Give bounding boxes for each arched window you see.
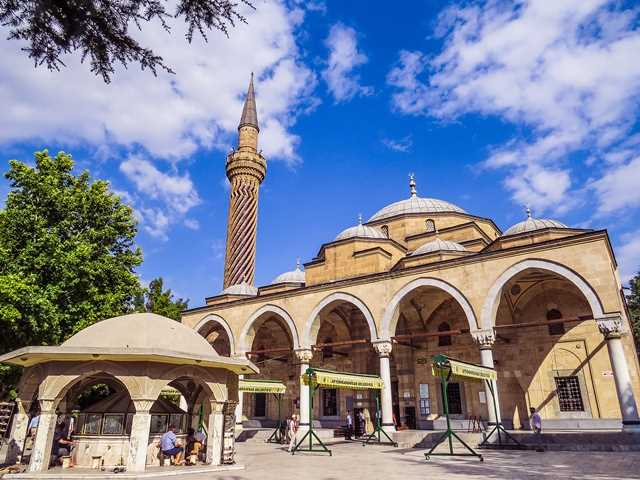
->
[425,219,435,232]
[547,309,565,335]
[438,322,452,347]
[381,225,389,238]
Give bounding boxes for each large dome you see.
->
[410,238,467,256]
[62,312,217,359]
[504,209,568,236]
[369,196,466,222]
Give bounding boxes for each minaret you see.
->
[223,74,267,288]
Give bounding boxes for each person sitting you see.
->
[185,428,203,463]
[52,421,74,467]
[160,425,184,465]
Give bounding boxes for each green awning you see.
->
[239,379,286,394]
[302,369,383,390]
[432,355,497,382]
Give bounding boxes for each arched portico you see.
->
[480,259,605,331]
[381,277,479,340]
[238,304,300,355]
[303,292,378,348]
[195,314,236,356]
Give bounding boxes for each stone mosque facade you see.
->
[182,76,640,433]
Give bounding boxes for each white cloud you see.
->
[382,135,413,153]
[0,0,317,164]
[184,218,200,230]
[590,156,640,216]
[119,156,201,239]
[322,23,373,103]
[387,1,640,216]
[617,231,640,284]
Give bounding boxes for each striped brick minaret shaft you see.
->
[223,74,266,288]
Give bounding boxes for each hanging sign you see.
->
[431,355,497,382]
[239,379,286,394]
[302,369,383,390]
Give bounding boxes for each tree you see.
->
[627,272,640,350]
[1,0,253,83]
[134,277,188,321]
[0,150,143,397]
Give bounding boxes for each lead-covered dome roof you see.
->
[368,175,465,222]
[272,261,306,284]
[503,208,568,236]
[410,238,467,256]
[335,215,386,241]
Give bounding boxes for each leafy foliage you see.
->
[0,0,253,83]
[134,277,188,321]
[0,150,143,397]
[627,272,640,350]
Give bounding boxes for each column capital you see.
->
[471,328,496,349]
[131,398,156,413]
[14,398,33,414]
[294,348,313,363]
[38,399,57,414]
[596,314,624,339]
[210,400,227,414]
[373,340,393,357]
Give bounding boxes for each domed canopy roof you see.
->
[221,282,258,296]
[272,260,305,284]
[63,312,218,359]
[503,208,568,236]
[335,215,386,241]
[368,175,465,222]
[410,238,467,256]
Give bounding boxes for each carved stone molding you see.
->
[471,328,496,349]
[294,349,313,363]
[38,399,56,414]
[131,399,156,413]
[373,341,393,357]
[597,315,624,339]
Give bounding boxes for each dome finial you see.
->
[358,213,363,225]
[296,257,301,270]
[409,173,417,197]
[525,205,532,219]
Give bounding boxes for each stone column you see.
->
[235,374,244,430]
[28,400,57,472]
[295,349,313,431]
[597,315,640,431]
[373,341,395,432]
[206,401,226,466]
[6,399,31,464]
[472,329,501,425]
[127,400,153,472]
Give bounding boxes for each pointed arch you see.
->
[381,277,478,340]
[238,304,300,354]
[303,292,378,348]
[194,314,236,356]
[480,258,605,330]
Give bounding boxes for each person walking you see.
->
[529,407,542,434]
[287,414,299,453]
[345,412,353,440]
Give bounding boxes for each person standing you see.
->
[529,407,542,434]
[345,412,353,440]
[287,414,299,453]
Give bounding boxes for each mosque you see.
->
[184,75,640,435]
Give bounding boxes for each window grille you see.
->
[555,376,584,412]
[425,219,435,232]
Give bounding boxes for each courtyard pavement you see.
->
[155,439,640,480]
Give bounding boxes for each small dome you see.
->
[335,215,386,241]
[62,312,217,358]
[411,238,467,256]
[368,175,465,222]
[272,261,306,284]
[503,208,568,236]
[221,282,258,296]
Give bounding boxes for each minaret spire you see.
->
[239,72,259,131]
[222,74,267,289]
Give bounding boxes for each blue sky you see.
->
[2,0,640,306]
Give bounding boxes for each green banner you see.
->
[302,369,383,390]
[432,355,497,382]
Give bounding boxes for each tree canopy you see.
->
[0,150,143,397]
[134,277,188,321]
[627,272,640,350]
[1,0,253,83]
